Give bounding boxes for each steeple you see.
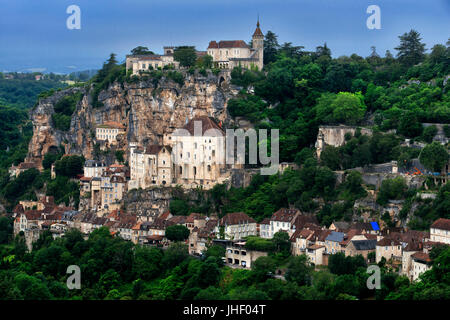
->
[252,17,264,38]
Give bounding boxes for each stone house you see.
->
[411,252,432,281]
[376,237,403,263]
[430,218,450,244]
[345,239,377,260]
[207,20,264,71]
[216,212,257,240]
[224,240,267,269]
[95,121,125,144]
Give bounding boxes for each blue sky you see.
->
[0,0,448,73]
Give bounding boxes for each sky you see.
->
[0,0,449,74]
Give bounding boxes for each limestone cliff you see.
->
[26,70,237,168]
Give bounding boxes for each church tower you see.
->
[252,18,264,70]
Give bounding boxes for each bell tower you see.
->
[252,18,264,70]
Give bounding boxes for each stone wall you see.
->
[315,125,373,158]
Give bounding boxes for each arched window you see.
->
[179,166,182,174]
[193,167,197,175]
[207,165,211,172]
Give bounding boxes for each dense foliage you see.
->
[0,221,448,300]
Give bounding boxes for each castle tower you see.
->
[252,18,264,70]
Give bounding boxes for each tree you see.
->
[115,150,124,164]
[264,31,279,65]
[133,247,163,281]
[331,92,366,125]
[173,46,197,67]
[422,125,438,143]
[131,46,154,55]
[398,111,423,138]
[272,231,291,253]
[251,256,276,281]
[419,142,449,172]
[0,217,12,244]
[196,55,213,69]
[395,29,426,67]
[165,225,190,242]
[285,255,313,286]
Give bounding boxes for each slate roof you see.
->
[351,239,377,251]
[326,231,345,243]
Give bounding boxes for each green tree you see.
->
[419,142,449,172]
[263,31,279,65]
[131,46,154,55]
[395,29,426,67]
[251,256,276,282]
[173,46,197,67]
[285,255,313,286]
[165,225,190,242]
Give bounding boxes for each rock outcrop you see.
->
[26,70,237,168]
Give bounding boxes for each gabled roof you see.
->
[145,145,163,155]
[220,212,256,226]
[411,252,432,263]
[377,237,401,246]
[186,213,206,223]
[207,40,250,49]
[270,208,298,222]
[431,218,450,231]
[181,116,224,136]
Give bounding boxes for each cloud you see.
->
[66,65,77,69]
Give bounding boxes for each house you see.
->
[329,221,350,233]
[216,212,257,240]
[126,46,180,75]
[324,231,345,254]
[207,20,264,71]
[259,218,271,238]
[188,219,218,255]
[430,218,450,244]
[411,252,432,281]
[305,244,326,266]
[224,240,267,268]
[401,241,422,280]
[9,162,38,178]
[291,228,316,256]
[268,208,301,238]
[376,237,403,263]
[95,121,126,144]
[345,239,377,260]
[83,160,106,178]
[185,213,206,230]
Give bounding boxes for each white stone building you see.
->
[207,20,264,71]
[430,218,450,244]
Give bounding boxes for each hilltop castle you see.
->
[126,20,264,75]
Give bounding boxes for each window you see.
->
[193,167,197,175]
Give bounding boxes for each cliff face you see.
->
[27,71,236,168]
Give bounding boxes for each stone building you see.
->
[126,47,180,75]
[128,144,172,190]
[430,218,450,244]
[207,20,264,71]
[128,116,229,190]
[95,121,126,144]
